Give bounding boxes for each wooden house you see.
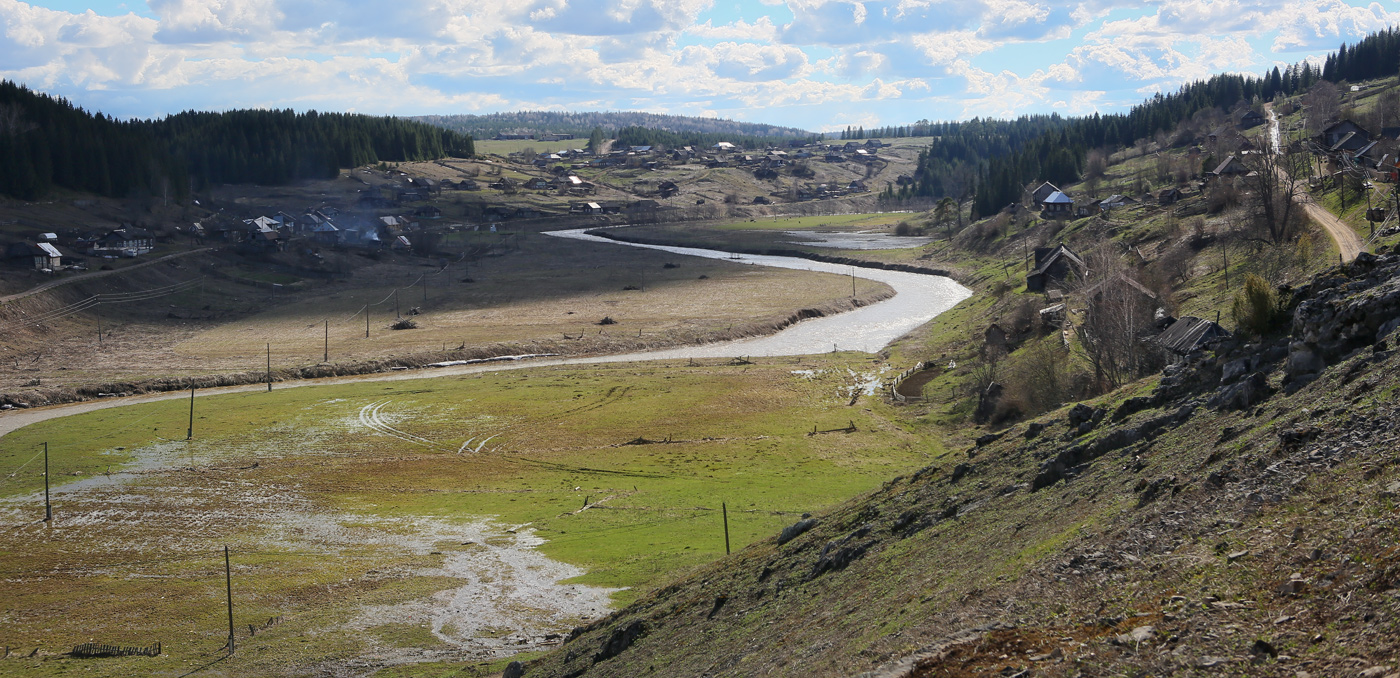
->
[1026,243,1086,292]
[1042,191,1074,217]
[1031,182,1060,207]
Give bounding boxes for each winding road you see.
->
[0,232,970,437]
[1266,105,1362,262]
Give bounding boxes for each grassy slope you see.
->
[510,111,1400,676]
[519,254,1400,678]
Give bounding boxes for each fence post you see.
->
[722,502,731,555]
[225,546,235,655]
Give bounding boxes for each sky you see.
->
[2,1,1398,132]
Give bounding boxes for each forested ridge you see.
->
[883,26,1400,214]
[0,81,473,201]
[610,125,822,151]
[417,110,812,140]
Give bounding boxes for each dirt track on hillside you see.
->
[1301,195,1363,262]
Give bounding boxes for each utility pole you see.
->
[224,546,235,655]
[97,321,102,346]
[364,304,370,338]
[187,387,195,440]
[324,320,329,363]
[43,442,51,522]
[395,289,400,318]
[266,343,272,392]
[422,275,428,305]
[1221,240,1230,291]
[850,268,856,298]
[722,502,730,555]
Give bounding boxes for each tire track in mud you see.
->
[354,395,675,480]
[358,399,444,449]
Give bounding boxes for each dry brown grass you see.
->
[0,232,889,406]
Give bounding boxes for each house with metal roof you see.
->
[1154,316,1231,356]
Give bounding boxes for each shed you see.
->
[1154,316,1231,356]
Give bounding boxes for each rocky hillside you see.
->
[509,248,1400,677]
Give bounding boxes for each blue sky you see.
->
[2,0,1397,132]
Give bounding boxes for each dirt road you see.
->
[1301,196,1362,262]
[1266,105,1362,263]
[0,247,210,303]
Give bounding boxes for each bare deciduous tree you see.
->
[1305,81,1341,132]
[1074,247,1158,390]
[1244,143,1307,245]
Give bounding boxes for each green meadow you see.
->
[0,354,947,676]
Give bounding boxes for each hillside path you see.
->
[1300,195,1362,262]
[1266,104,1361,263]
[0,247,210,304]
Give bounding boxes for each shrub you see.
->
[1230,273,1286,337]
[391,318,418,330]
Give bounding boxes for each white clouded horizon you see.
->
[1,0,1397,132]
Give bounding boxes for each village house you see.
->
[90,226,155,257]
[1026,243,1086,292]
[6,242,64,270]
[1030,182,1060,207]
[1041,191,1075,217]
[1319,120,1371,150]
[1154,316,1231,357]
[1210,155,1252,178]
[1237,109,1265,129]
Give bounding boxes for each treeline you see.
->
[418,110,813,140]
[153,109,473,187]
[1323,26,1400,83]
[885,115,1077,202]
[891,24,1400,214]
[0,80,177,200]
[968,74,1292,215]
[0,80,473,200]
[611,125,821,151]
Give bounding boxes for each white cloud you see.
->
[685,16,778,41]
[2,0,1398,132]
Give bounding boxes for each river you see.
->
[1,230,970,436]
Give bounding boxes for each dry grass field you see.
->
[0,232,889,403]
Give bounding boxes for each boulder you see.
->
[1220,358,1250,384]
[777,518,818,545]
[1286,342,1324,377]
[1208,372,1271,411]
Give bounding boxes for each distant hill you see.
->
[0,81,474,200]
[413,111,813,140]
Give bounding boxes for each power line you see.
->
[0,278,202,332]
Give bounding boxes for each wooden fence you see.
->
[886,361,927,403]
[72,641,161,658]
